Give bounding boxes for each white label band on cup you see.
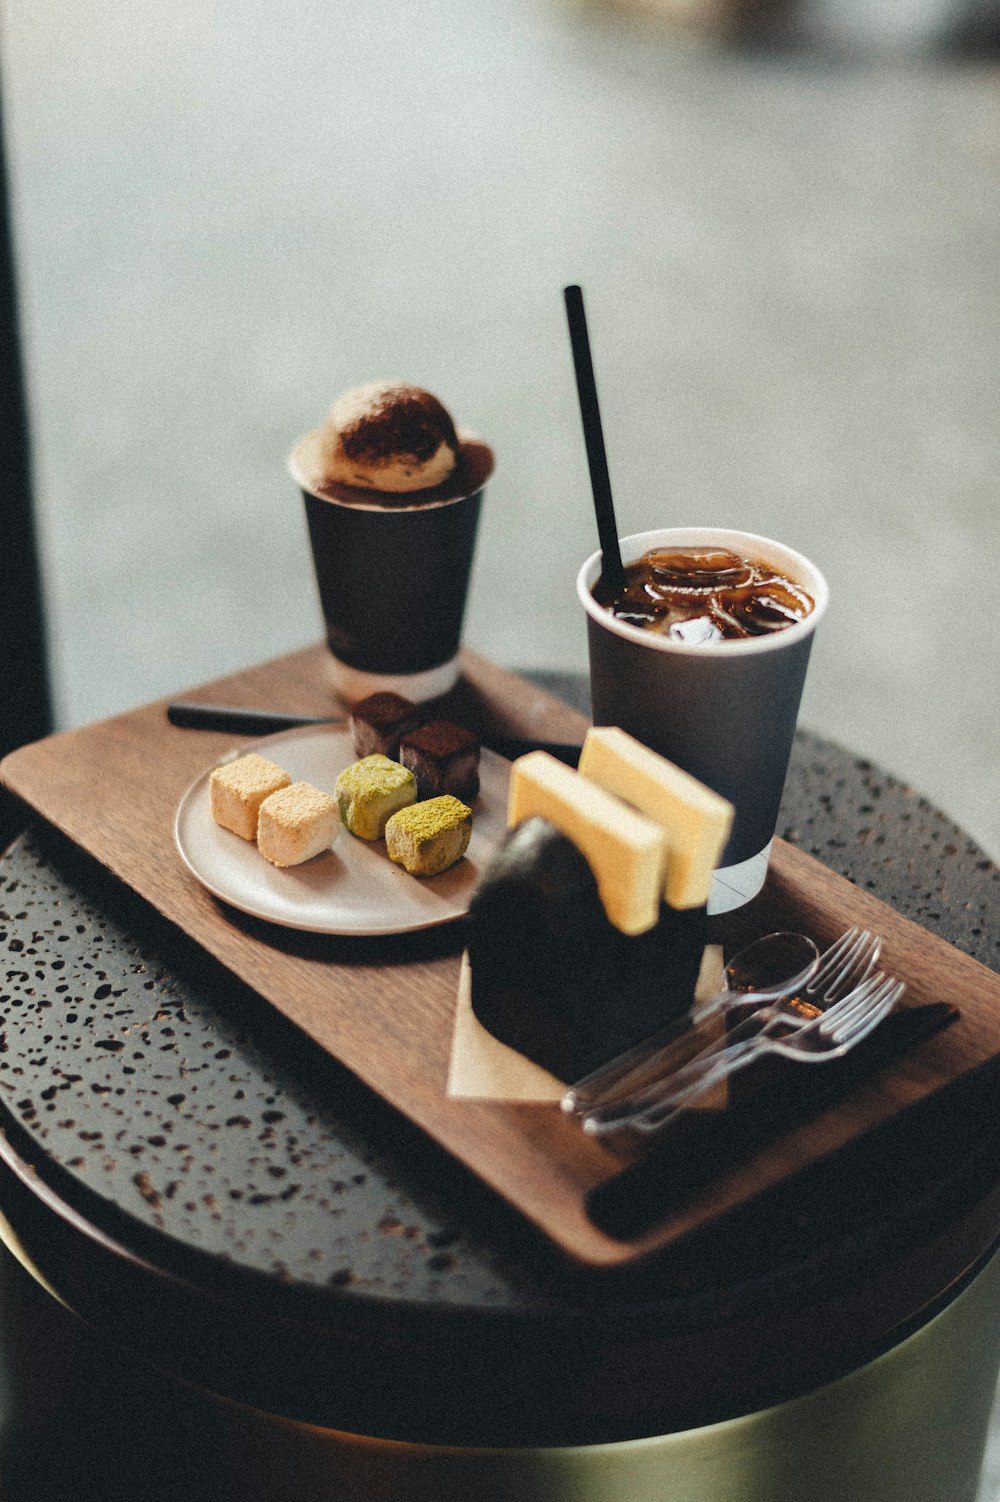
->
[325,656,460,705]
[708,843,772,914]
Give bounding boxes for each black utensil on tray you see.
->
[166,701,583,768]
[585,1001,959,1241]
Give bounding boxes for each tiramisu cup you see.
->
[290,382,494,703]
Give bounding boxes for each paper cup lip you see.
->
[289,435,494,513]
[577,527,828,657]
[323,654,460,705]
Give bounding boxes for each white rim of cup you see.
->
[288,439,494,514]
[576,527,829,656]
[294,483,481,515]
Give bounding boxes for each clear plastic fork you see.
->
[798,925,882,1005]
[564,926,882,1119]
[581,972,905,1141]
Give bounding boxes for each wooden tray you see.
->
[4,645,1000,1270]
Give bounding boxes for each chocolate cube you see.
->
[349,692,422,760]
[399,719,481,801]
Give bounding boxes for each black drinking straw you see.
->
[563,284,626,598]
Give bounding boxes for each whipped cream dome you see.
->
[294,381,461,496]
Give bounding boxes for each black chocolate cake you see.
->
[467,818,706,1082]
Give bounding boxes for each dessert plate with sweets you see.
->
[174,717,511,936]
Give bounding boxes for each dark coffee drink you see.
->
[594,547,814,645]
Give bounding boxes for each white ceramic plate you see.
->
[174,724,511,935]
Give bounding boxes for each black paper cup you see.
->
[577,527,828,912]
[291,439,493,703]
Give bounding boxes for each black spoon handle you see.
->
[167,702,339,736]
[166,701,582,768]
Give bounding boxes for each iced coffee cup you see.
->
[290,382,494,704]
[577,527,828,912]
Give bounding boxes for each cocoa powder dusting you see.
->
[340,387,458,464]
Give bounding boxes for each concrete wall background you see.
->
[2,0,997,873]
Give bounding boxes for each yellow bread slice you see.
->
[507,751,666,935]
[578,727,733,910]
